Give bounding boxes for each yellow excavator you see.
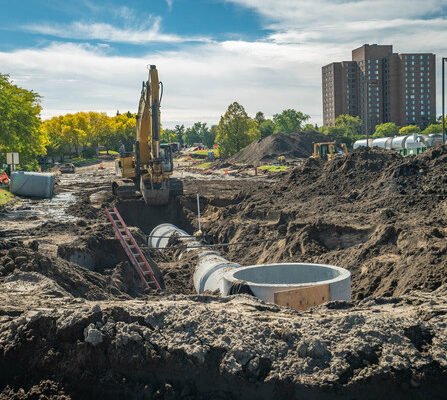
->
[113,65,179,205]
[312,142,348,161]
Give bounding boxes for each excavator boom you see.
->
[136,65,171,205]
[113,65,175,205]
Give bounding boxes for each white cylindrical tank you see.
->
[149,224,241,294]
[353,139,373,149]
[371,137,392,149]
[391,136,407,150]
[10,171,55,198]
[405,134,426,149]
[149,223,192,249]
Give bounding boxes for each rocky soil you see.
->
[0,269,445,399]
[202,147,447,300]
[1,150,447,399]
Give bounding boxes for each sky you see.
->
[0,0,446,127]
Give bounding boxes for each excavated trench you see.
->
[2,155,447,399]
[116,197,196,234]
[54,196,201,295]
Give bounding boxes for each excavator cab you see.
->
[160,143,173,173]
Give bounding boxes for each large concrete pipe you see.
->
[149,223,352,309]
[222,263,351,306]
[149,224,241,293]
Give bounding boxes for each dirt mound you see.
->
[0,380,69,400]
[200,147,447,301]
[0,240,137,300]
[228,131,329,164]
[0,287,446,399]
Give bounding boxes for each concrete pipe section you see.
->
[149,224,351,310]
[149,224,241,294]
[223,263,351,309]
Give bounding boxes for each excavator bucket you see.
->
[140,177,170,206]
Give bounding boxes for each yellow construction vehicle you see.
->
[312,142,348,161]
[277,155,286,165]
[113,65,177,205]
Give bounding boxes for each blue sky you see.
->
[1,0,446,127]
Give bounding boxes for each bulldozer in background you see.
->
[312,142,348,161]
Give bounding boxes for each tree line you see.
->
[1,74,445,169]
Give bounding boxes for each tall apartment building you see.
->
[322,44,436,133]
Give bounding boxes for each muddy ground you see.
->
[0,151,446,399]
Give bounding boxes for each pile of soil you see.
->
[200,147,447,300]
[228,131,329,165]
[2,154,447,398]
[0,285,446,399]
[0,240,138,300]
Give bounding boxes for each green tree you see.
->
[303,123,319,131]
[40,116,68,161]
[0,74,45,167]
[372,122,399,138]
[259,119,274,138]
[399,125,420,135]
[216,102,259,157]
[334,114,362,138]
[209,125,218,147]
[319,115,363,147]
[88,111,110,149]
[111,113,136,151]
[184,122,213,147]
[273,109,310,134]
[255,111,265,124]
[203,124,217,148]
[422,123,442,135]
[174,124,185,146]
[160,128,177,143]
[319,125,345,142]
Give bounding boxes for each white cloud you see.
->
[0,41,325,126]
[166,0,174,10]
[3,0,447,127]
[225,0,446,27]
[23,18,209,44]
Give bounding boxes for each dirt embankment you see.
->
[200,147,447,300]
[0,277,446,399]
[228,131,329,165]
[1,151,447,398]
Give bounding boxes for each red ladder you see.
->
[104,207,161,291]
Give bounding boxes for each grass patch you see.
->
[195,161,213,169]
[192,148,220,158]
[0,188,14,206]
[99,150,119,155]
[258,165,289,173]
[70,157,101,167]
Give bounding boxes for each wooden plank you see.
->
[274,284,330,311]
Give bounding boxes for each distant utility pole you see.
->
[443,57,447,145]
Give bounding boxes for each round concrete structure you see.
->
[223,263,351,303]
[148,223,352,308]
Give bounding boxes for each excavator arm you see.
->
[136,65,171,205]
[113,65,174,205]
